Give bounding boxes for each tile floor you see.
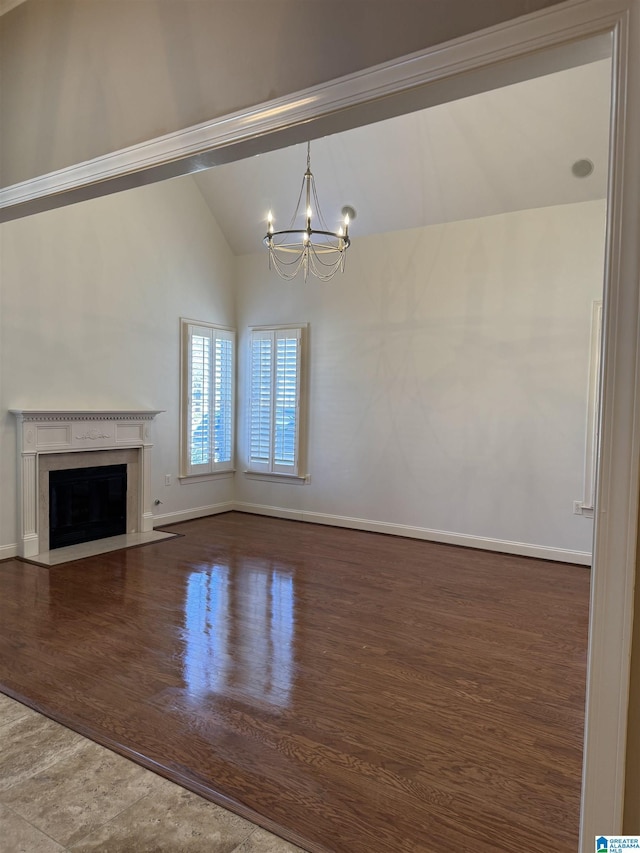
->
[0,693,307,853]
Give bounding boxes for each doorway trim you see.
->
[2,0,639,845]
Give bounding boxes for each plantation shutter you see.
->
[185,323,235,476]
[249,327,302,475]
[188,326,212,474]
[274,331,300,470]
[214,335,233,465]
[249,333,273,468]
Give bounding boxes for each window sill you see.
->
[243,470,309,485]
[179,470,235,483]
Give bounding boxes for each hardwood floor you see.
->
[0,512,590,853]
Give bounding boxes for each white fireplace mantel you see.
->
[11,409,164,558]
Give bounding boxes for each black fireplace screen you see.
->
[49,464,127,550]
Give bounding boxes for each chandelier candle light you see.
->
[264,142,354,281]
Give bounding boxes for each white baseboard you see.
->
[0,502,591,565]
[232,502,592,565]
[0,543,18,560]
[152,501,234,526]
[233,502,304,523]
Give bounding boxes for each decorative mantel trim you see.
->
[11,410,163,422]
[11,409,164,559]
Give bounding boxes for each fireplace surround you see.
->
[11,410,163,559]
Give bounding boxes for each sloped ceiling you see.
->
[0,0,27,14]
[194,58,611,258]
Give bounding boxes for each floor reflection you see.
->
[183,560,295,708]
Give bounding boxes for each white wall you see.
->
[235,200,606,561]
[0,176,236,554]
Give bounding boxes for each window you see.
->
[248,326,305,477]
[181,319,235,477]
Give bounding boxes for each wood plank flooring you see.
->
[0,512,590,853]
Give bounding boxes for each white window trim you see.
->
[178,471,235,483]
[243,471,309,484]
[246,323,307,481]
[180,318,236,479]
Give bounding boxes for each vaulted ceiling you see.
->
[0,0,27,15]
[194,58,611,258]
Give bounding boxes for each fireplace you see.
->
[11,410,163,558]
[38,447,140,555]
[49,463,127,550]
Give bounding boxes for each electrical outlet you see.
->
[165,474,172,486]
[573,501,583,515]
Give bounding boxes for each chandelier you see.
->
[264,142,353,281]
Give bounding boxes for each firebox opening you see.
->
[49,464,127,550]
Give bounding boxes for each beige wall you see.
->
[0,0,566,187]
